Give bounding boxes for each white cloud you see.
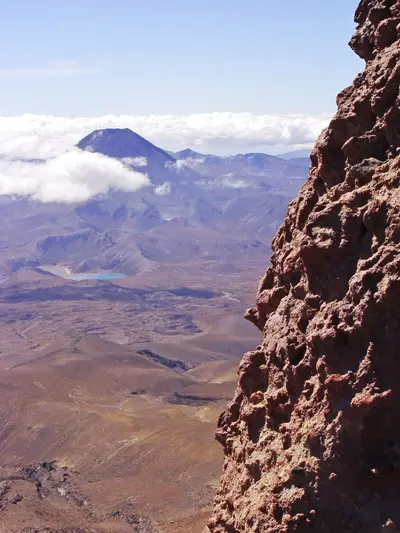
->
[0,112,330,161]
[167,157,206,172]
[0,149,149,203]
[197,175,253,190]
[0,60,100,78]
[219,177,252,189]
[154,182,171,196]
[165,159,188,172]
[121,156,147,167]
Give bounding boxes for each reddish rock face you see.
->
[206,1,400,532]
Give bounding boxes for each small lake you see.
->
[66,273,127,281]
[37,265,126,283]
[37,266,127,281]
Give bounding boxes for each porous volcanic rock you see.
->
[206,1,400,532]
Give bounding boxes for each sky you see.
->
[0,1,363,202]
[1,0,361,117]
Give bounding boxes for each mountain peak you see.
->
[77,128,176,162]
[175,148,204,159]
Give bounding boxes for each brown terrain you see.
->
[0,263,263,533]
[206,1,400,531]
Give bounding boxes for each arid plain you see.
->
[0,263,263,532]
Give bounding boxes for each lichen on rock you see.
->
[206,1,400,531]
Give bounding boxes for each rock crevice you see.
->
[207,1,400,531]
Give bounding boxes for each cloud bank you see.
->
[0,112,330,160]
[0,112,330,203]
[0,150,149,203]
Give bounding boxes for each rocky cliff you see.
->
[207,1,400,531]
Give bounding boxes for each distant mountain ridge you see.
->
[78,128,310,181]
[0,128,311,278]
[174,145,310,179]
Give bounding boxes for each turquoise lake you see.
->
[67,273,127,281]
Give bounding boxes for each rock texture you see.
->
[207,1,400,531]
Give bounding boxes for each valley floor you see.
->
[0,266,261,532]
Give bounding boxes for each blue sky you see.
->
[1,0,361,116]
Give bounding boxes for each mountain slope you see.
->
[78,128,175,165]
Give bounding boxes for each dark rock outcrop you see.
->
[207,1,400,531]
